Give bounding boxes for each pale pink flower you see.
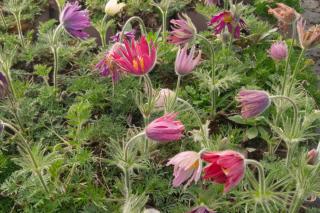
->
[168,14,197,45]
[167,151,202,187]
[307,149,318,165]
[268,41,288,61]
[175,45,201,76]
[155,89,175,109]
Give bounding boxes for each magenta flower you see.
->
[0,72,8,98]
[166,151,202,187]
[208,11,246,38]
[307,149,318,165]
[110,30,136,43]
[268,41,288,61]
[60,1,91,39]
[236,90,271,119]
[168,14,197,45]
[146,113,184,143]
[188,206,216,213]
[112,36,157,76]
[202,150,245,193]
[95,43,123,83]
[175,45,201,76]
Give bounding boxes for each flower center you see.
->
[189,160,199,170]
[132,56,145,72]
[223,13,233,23]
[222,167,230,175]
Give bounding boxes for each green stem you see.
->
[281,20,296,95]
[196,34,216,117]
[52,47,59,89]
[123,132,145,198]
[162,11,167,42]
[287,49,305,96]
[120,16,147,42]
[2,122,49,194]
[100,14,108,48]
[0,10,7,29]
[177,98,208,148]
[12,12,25,48]
[143,116,150,153]
[288,192,304,213]
[245,159,266,195]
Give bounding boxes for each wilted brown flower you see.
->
[268,3,299,32]
[297,19,320,49]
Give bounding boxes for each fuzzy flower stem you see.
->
[143,74,153,153]
[196,34,216,117]
[288,49,305,96]
[152,3,168,42]
[120,16,147,42]
[177,98,208,148]
[51,24,64,89]
[281,20,296,95]
[2,122,50,194]
[245,159,266,195]
[55,0,62,14]
[12,11,25,48]
[288,192,304,213]
[0,10,6,28]
[123,132,145,198]
[100,14,108,48]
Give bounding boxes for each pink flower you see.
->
[166,151,202,187]
[268,41,288,61]
[202,150,245,193]
[307,149,318,165]
[208,11,246,38]
[95,43,123,83]
[112,36,157,76]
[168,14,197,45]
[175,45,201,76]
[60,1,91,39]
[188,206,216,213]
[155,89,175,109]
[236,90,271,119]
[146,113,184,143]
[204,0,220,6]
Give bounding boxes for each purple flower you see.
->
[236,90,271,119]
[110,30,136,43]
[208,11,246,38]
[0,72,8,98]
[59,1,91,39]
[268,41,288,61]
[95,43,123,83]
[168,14,197,45]
[175,45,201,76]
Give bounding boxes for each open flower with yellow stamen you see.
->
[166,151,202,187]
[112,36,157,76]
[208,11,246,38]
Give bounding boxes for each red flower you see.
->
[202,150,245,193]
[112,36,157,76]
[208,11,246,38]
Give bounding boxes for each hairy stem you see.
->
[0,10,6,28]
[245,159,266,195]
[120,16,147,42]
[196,34,216,118]
[13,12,25,48]
[287,49,305,96]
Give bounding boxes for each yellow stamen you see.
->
[132,57,145,72]
[223,13,233,23]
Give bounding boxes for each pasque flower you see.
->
[175,45,201,76]
[202,150,245,193]
[168,14,197,45]
[110,30,135,43]
[307,149,318,165]
[204,0,220,6]
[0,72,8,98]
[236,90,271,119]
[155,88,175,109]
[95,43,123,83]
[166,151,202,187]
[268,41,288,61]
[268,3,297,25]
[208,11,246,38]
[188,206,216,213]
[112,36,157,76]
[146,113,184,142]
[60,1,91,39]
[105,0,126,16]
[297,19,320,49]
